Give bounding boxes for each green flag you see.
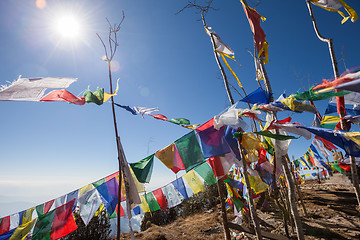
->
[255,130,299,140]
[144,192,161,212]
[92,178,106,188]
[32,209,55,240]
[175,131,205,172]
[167,118,191,125]
[194,162,217,185]
[129,154,155,183]
[83,88,104,105]
[293,88,349,101]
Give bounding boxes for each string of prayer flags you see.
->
[240,87,271,104]
[0,77,76,101]
[40,89,85,105]
[240,0,269,63]
[310,0,358,23]
[155,143,185,174]
[174,131,205,172]
[129,154,155,183]
[299,126,360,157]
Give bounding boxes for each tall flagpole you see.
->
[305,0,360,208]
[97,14,136,240]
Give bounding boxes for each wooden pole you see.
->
[238,140,263,239]
[306,0,360,208]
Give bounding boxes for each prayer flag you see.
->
[240,87,271,104]
[129,154,155,183]
[161,184,184,208]
[171,178,189,200]
[175,131,205,172]
[196,123,231,158]
[36,200,54,216]
[83,88,104,105]
[312,137,331,158]
[0,77,76,101]
[66,190,78,211]
[255,130,299,140]
[325,103,360,116]
[314,71,360,90]
[50,199,77,240]
[9,218,36,240]
[280,96,317,113]
[194,162,217,185]
[96,181,117,216]
[0,217,10,236]
[155,143,185,174]
[293,88,349,101]
[167,118,190,125]
[40,89,85,105]
[150,114,168,121]
[241,0,269,63]
[21,208,35,225]
[114,103,137,115]
[183,170,205,194]
[214,105,249,131]
[144,192,161,212]
[78,188,103,225]
[54,195,66,209]
[32,208,55,240]
[139,195,150,213]
[152,189,167,211]
[133,106,159,117]
[310,0,358,23]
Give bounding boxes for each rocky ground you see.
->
[120,173,360,239]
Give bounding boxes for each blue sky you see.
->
[0,0,359,218]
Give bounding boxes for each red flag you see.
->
[258,148,267,164]
[241,0,269,63]
[150,114,168,121]
[207,156,225,178]
[196,118,214,132]
[0,216,10,235]
[40,89,85,105]
[152,188,167,210]
[50,199,77,240]
[44,199,55,214]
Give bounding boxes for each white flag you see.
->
[0,77,76,101]
[78,188,102,225]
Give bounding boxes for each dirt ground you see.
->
[120,173,360,239]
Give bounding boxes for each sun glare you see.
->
[55,15,81,39]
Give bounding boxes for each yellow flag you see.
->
[22,207,35,225]
[321,115,340,124]
[183,170,205,194]
[9,218,36,240]
[139,195,150,213]
[103,79,119,102]
[343,132,360,147]
[94,203,105,217]
[79,184,94,196]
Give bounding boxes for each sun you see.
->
[54,14,81,40]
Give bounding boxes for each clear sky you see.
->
[0,0,359,218]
